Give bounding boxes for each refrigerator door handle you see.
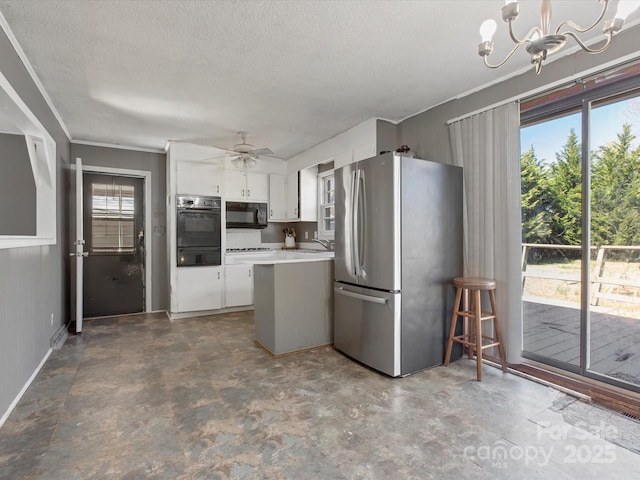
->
[334,286,387,305]
[358,170,366,274]
[351,169,361,276]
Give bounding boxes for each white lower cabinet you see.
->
[225,264,253,307]
[176,266,223,312]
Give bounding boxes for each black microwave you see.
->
[226,202,268,229]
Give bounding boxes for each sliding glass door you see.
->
[520,79,640,392]
[587,95,640,386]
[521,110,583,368]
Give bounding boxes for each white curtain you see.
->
[448,102,522,364]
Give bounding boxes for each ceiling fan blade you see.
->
[196,153,229,161]
[250,147,273,156]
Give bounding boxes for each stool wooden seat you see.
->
[444,277,507,380]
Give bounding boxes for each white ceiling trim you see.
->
[71,139,165,154]
[416,21,640,128]
[447,50,640,126]
[0,10,71,142]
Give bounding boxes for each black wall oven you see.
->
[176,194,221,266]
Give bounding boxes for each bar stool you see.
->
[444,277,507,380]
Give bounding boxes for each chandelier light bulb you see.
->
[479,0,629,74]
[614,0,640,19]
[479,19,497,42]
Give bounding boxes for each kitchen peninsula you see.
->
[238,251,334,356]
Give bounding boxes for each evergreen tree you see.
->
[521,146,552,243]
[548,129,582,245]
[590,123,640,247]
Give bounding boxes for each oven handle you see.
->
[178,209,219,213]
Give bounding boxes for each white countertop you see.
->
[228,250,334,264]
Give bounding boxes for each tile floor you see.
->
[1,311,639,479]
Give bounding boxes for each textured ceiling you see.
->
[0,0,638,158]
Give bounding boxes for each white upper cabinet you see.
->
[286,166,318,221]
[333,151,352,169]
[176,161,222,196]
[269,173,287,221]
[353,143,377,163]
[246,172,269,202]
[225,170,268,202]
[225,170,247,200]
[332,144,377,169]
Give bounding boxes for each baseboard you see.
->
[513,363,640,419]
[83,309,169,321]
[169,306,253,320]
[0,348,52,429]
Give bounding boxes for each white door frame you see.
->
[74,158,85,332]
[73,164,153,312]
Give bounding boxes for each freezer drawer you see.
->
[333,282,401,377]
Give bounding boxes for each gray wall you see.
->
[376,119,398,154]
[0,28,71,418]
[70,144,168,312]
[0,133,36,235]
[397,26,640,165]
[261,221,318,244]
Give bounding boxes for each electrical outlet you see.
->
[50,313,54,326]
[305,231,308,239]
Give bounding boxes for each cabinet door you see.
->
[299,166,318,221]
[225,264,253,307]
[286,171,299,220]
[246,172,269,202]
[225,170,247,200]
[176,162,221,196]
[176,266,223,312]
[269,174,287,221]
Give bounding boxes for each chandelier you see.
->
[478,0,640,74]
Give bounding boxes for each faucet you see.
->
[312,238,334,251]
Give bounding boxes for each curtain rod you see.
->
[446,52,640,126]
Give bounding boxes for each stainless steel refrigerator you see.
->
[334,152,463,377]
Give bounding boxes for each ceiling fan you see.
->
[222,132,274,170]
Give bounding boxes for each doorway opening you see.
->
[83,172,146,318]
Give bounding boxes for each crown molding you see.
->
[0,10,72,142]
[72,139,165,154]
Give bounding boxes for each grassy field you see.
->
[523,258,640,319]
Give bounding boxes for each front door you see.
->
[82,172,145,318]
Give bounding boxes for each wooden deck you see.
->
[523,300,640,387]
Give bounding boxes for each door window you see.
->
[90,183,135,252]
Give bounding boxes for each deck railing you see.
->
[521,244,640,306]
